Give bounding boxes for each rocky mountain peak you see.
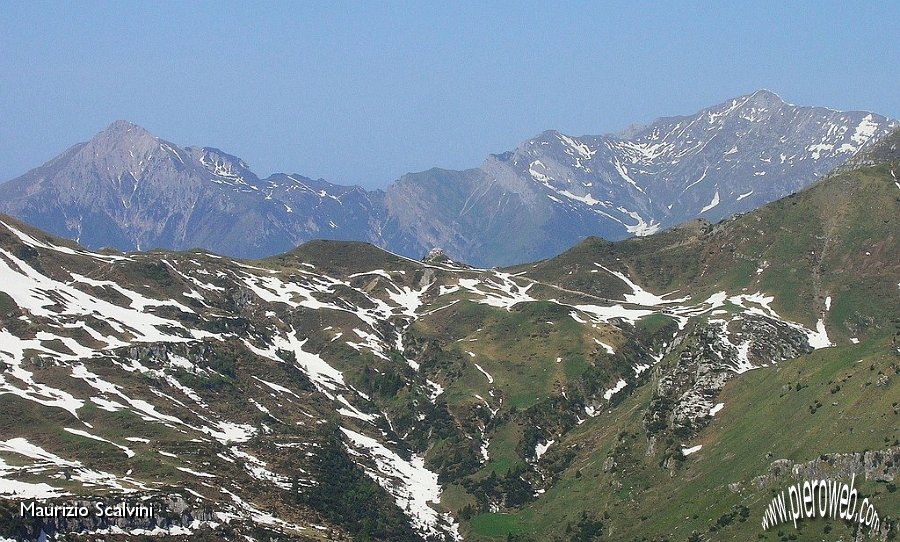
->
[743,88,786,109]
[88,120,158,150]
[74,120,170,181]
[423,247,451,264]
[103,118,151,135]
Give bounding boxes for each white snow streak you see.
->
[681,444,702,456]
[700,190,720,213]
[340,428,454,538]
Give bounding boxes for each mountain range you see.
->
[0,90,895,266]
[0,125,897,541]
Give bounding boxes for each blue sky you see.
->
[1,1,898,187]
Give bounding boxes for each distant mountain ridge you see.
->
[0,91,895,265]
[0,120,385,257]
[381,90,897,265]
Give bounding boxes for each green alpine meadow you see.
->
[0,122,897,541]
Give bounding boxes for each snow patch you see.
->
[63,428,135,458]
[203,422,256,444]
[620,209,659,236]
[850,114,878,145]
[473,363,494,384]
[534,440,555,461]
[806,319,833,349]
[603,379,627,401]
[341,428,454,538]
[681,444,702,456]
[700,190,720,213]
[594,263,688,306]
[593,338,616,355]
[458,272,535,310]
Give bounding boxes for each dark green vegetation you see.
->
[0,129,898,541]
[297,422,423,542]
[454,339,898,542]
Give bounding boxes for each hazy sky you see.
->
[1,1,898,187]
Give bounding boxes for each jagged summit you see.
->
[0,120,382,256]
[87,120,159,150]
[743,88,786,106]
[102,118,151,134]
[0,92,896,266]
[83,120,161,154]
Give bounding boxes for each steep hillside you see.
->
[518,127,900,338]
[0,131,897,541]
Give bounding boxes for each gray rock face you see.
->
[753,448,900,489]
[645,316,813,443]
[644,325,733,440]
[0,91,895,266]
[0,121,385,258]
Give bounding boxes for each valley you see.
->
[0,128,897,541]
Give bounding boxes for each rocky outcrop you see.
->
[726,315,813,370]
[645,317,812,444]
[644,325,732,439]
[752,448,900,489]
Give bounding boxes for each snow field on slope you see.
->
[340,427,459,539]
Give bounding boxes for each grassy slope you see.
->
[519,159,899,337]
[463,338,897,541]
[454,139,900,540]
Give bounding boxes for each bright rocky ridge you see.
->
[0,129,898,541]
[0,91,895,267]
